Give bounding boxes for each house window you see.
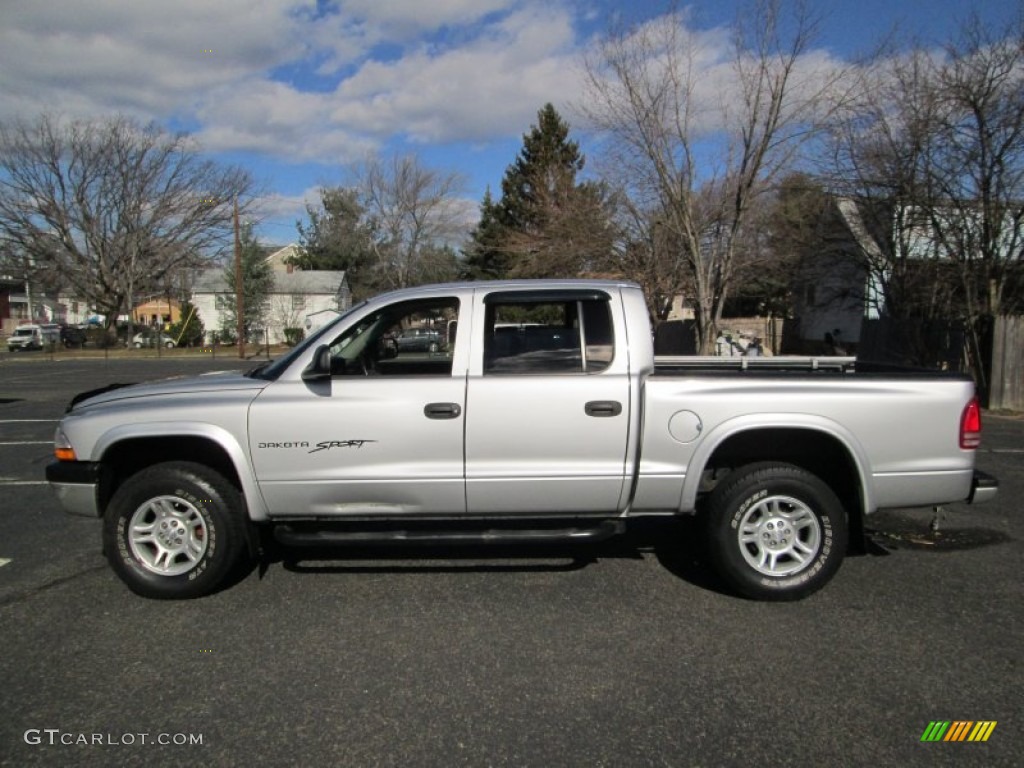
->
[804,284,816,307]
[291,295,307,311]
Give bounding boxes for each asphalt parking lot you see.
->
[0,357,1020,767]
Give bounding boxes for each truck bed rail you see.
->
[654,355,857,373]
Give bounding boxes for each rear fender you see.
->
[680,413,874,516]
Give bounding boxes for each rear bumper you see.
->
[968,469,999,504]
[45,461,101,517]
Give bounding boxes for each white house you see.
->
[192,245,350,345]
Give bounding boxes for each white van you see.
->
[7,324,60,351]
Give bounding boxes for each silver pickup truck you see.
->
[46,280,998,600]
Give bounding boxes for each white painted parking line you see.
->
[0,441,52,446]
[0,558,11,568]
[0,480,48,486]
[0,419,59,423]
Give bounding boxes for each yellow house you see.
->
[133,297,181,328]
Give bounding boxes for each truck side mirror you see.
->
[301,345,332,382]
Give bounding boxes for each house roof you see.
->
[193,268,347,295]
[835,198,884,261]
[265,244,301,272]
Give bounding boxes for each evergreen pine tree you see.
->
[500,103,584,236]
[461,188,510,279]
[489,103,617,277]
[292,187,376,299]
[219,223,273,343]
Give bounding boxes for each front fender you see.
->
[93,422,269,522]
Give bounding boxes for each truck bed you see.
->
[638,358,979,518]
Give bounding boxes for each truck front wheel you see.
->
[103,462,250,599]
[704,462,848,601]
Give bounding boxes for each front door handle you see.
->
[585,400,622,417]
[424,402,462,420]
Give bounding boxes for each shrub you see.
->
[283,327,305,347]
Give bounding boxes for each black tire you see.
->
[704,462,848,601]
[103,461,250,599]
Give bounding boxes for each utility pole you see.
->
[24,277,33,322]
[234,195,245,359]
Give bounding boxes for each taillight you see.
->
[960,397,982,449]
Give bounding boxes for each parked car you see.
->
[7,323,61,351]
[60,324,89,348]
[132,331,176,349]
[47,279,997,601]
[396,328,443,353]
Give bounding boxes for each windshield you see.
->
[14,328,34,337]
[245,302,367,381]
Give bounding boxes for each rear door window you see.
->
[483,293,614,374]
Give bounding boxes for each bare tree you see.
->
[355,154,468,290]
[824,13,1024,387]
[267,294,305,344]
[930,14,1024,343]
[826,47,961,321]
[581,1,848,351]
[0,114,256,329]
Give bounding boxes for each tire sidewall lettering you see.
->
[730,489,767,530]
[706,463,849,600]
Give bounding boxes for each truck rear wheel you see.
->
[103,461,250,599]
[704,462,848,601]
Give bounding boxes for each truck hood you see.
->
[69,370,268,411]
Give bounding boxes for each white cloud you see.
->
[258,186,321,218]
[0,0,587,161]
[580,10,848,143]
[0,0,851,181]
[337,0,515,36]
[302,0,520,77]
[195,79,380,163]
[331,5,582,142]
[0,0,309,121]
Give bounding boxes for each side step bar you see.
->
[273,519,626,547]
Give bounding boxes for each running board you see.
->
[273,520,625,547]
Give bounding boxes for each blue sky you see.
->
[1,0,1019,246]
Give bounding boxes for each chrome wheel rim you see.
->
[737,495,821,577]
[128,496,208,576]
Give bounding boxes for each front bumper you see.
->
[968,469,999,504]
[45,461,101,517]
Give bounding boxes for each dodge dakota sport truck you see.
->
[46,280,998,600]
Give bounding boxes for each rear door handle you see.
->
[584,400,622,417]
[424,402,462,419]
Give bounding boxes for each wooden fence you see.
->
[990,315,1024,411]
